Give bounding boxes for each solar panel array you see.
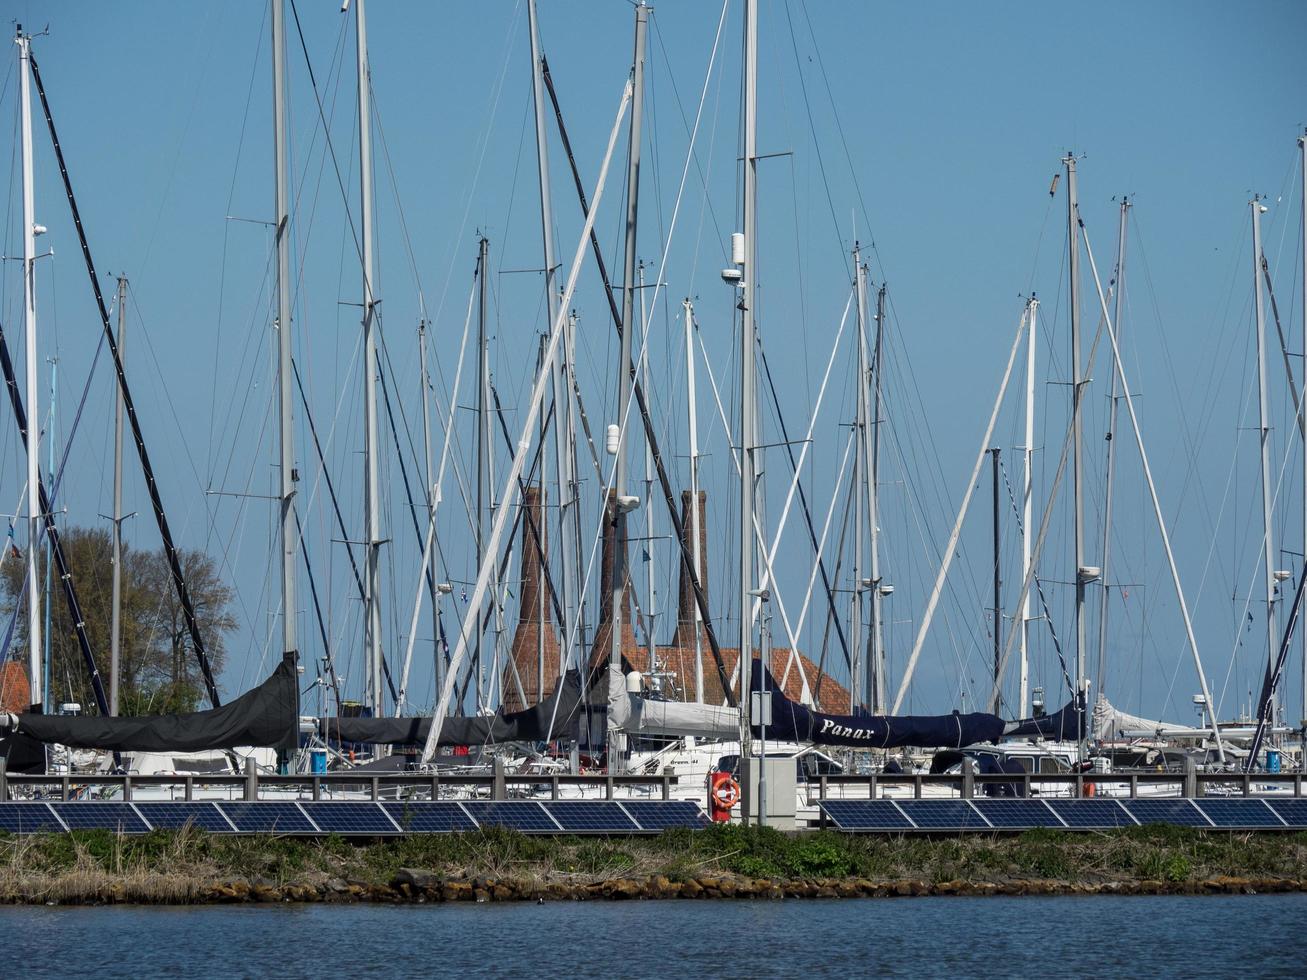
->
[0,799,708,835]
[821,796,1307,831]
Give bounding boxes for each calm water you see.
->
[6,894,1302,977]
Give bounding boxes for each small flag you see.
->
[642,548,650,562]
[460,587,468,603]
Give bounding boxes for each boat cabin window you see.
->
[1038,756,1068,774]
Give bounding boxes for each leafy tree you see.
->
[1,526,236,715]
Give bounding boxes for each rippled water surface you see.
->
[5,893,1302,977]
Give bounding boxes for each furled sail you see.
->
[751,661,1006,748]
[0,658,298,754]
[320,670,588,746]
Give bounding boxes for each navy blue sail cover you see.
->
[1003,697,1085,741]
[749,662,1005,748]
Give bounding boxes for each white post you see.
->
[1065,153,1089,754]
[17,28,41,710]
[851,245,868,712]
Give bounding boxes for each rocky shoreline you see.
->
[1,824,1304,906]
[6,869,1307,906]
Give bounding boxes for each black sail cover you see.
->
[1001,696,1085,742]
[320,670,587,747]
[750,661,1006,748]
[6,659,298,754]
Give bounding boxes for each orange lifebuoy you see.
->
[1083,781,1096,798]
[708,771,740,821]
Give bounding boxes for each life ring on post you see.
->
[708,771,741,821]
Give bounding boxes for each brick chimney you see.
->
[502,485,561,710]
[673,489,708,650]
[590,489,637,670]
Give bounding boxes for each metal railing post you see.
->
[244,759,258,801]
[961,757,974,800]
[0,757,7,802]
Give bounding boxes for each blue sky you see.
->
[1,0,1305,724]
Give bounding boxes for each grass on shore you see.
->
[0,823,1304,902]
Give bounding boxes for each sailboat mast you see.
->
[869,283,887,714]
[1064,153,1089,748]
[639,263,657,678]
[990,448,1002,687]
[1252,195,1277,737]
[1096,199,1129,696]
[684,297,704,702]
[851,246,867,712]
[272,0,298,664]
[609,0,648,768]
[17,27,42,711]
[418,317,438,702]
[528,0,576,680]
[354,0,384,716]
[1300,129,1307,732]
[110,275,128,716]
[739,0,759,765]
[1020,296,1037,713]
[476,234,490,711]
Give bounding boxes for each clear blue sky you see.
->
[2,0,1305,724]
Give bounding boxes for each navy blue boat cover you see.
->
[749,661,1006,748]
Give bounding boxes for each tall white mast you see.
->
[609,0,648,767]
[17,27,41,710]
[739,0,759,766]
[110,276,128,716]
[355,0,384,715]
[272,0,298,664]
[684,297,704,702]
[527,0,576,678]
[418,317,437,701]
[1252,194,1277,736]
[1020,296,1037,713]
[1096,199,1129,695]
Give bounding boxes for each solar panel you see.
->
[1123,799,1211,827]
[1195,798,1284,828]
[382,802,478,833]
[135,802,234,833]
[820,800,915,831]
[301,803,399,835]
[461,801,559,832]
[217,802,316,834]
[1045,799,1136,828]
[543,801,639,833]
[0,802,64,833]
[1266,799,1307,828]
[50,803,149,834]
[896,800,990,830]
[619,800,710,831]
[972,799,1064,829]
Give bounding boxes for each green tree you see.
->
[1,526,236,715]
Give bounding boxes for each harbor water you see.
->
[6,893,1303,977]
